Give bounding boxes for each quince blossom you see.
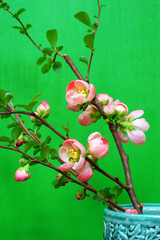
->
[66,80,95,106]
[30,100,50,122]
[78,105,101,126]
[118,110,150,145]
[87,132,109,159]
[58,139,93,182]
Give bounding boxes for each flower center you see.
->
[66,149,81,164]
[78,87,86,95]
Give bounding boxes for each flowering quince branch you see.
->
[0,0,151,215]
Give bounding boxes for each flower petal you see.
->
[88,132,101,143]
[133,118,150,132]
[58,162,74,171]
[127,129,146,145]
[86,84,96,102]
[118,130,129,143]
[77,162,93,182]
[128,110,144,119]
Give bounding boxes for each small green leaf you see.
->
[56,46,63,51]
[53,61,62,73]
[84,34,95,50]
[74,11,92,28]
[13,8,26,18]
[41,61,52,74]
[41,145,50,160]
[61,122,70,133]
[31,93,41,102]
[0,136,10,142]
[42,48,54,55]
[109,186,123,202]
[0,3,9,9]
[0,89,5,103]
[50,148,59,160]
[52,175,69,189]
[7,122,17,129]
[44,136,51,144]
[11,126,23,140]
[15,104,31,111]
[24,140,40,153]
[33,124,41,134]
[79,56,88,65]
[27,101,38,111]
[92,22,97,31]
[46,29,57,50]
[5,92,14,106]
[25,24,32,30]
[36,56,46,66]
[12,26,23,30]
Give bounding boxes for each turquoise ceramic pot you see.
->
[104,204,160,239]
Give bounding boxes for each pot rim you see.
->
[104,203,160,223]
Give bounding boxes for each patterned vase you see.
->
[103,203,160,240]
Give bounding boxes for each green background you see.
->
[0,0,159,239]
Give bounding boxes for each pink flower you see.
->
[58,139,86,171]
[96,93,113,106]
[16,140,24,147]
[37,100,50,118]
[76,161,93,182]
[113,100,128,116]
[103,104,115,116]
[118,110,150,145]
[66,80,96,105]
[15,166,31,182]
[125,209,138,214]
[87,132,109,159]
[67,103,82,112]
[78,105,101,126]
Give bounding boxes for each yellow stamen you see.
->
[66,148,81,164]
[78,87,86,95]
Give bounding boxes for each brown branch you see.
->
[0,144,124,212]
[85,157,128,190]
[86,0,101,82]
[0,110,67,140]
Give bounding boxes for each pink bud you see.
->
[78,105,100,126]
[125,209,138,214]
[87,132,109,159]
[76,195,83,200]
[103,104,115,116]
[67,103,81,112]
[96,93,113,106]
[15,168,31,182]
[37,101,50,118]
[114,100,128,116]
[16,140,24,147]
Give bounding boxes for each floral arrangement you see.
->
[0,0,150,214]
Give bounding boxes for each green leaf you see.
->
[50,148,59,160]
[36,56,46,66]
[0,106,10,119]
[79,56,88,65]
[84,34,95,50]
[0,3,9,9]
[41,145,50,160]
[0,89,5,103]
[56,46,63,51]
[44,136,51,144]
[31,93,41,102]
[7,122,17,129]
[25,24,32,31]
[0,136,10,142]
[52,175,68,189]
[12,26,23,30]
[5,92,14,105]
[41,61,52,74]
[92,22,97,32]
[33,148,41,155]
[15,104,31,111]
[93,191,104,202]
[46,29,57,50]
[109,186,123,202]
[24,140,40,153]
[27,101,38,111]
[11,126,23,140]
[53,61,62,73]
[61,122,70,134]
[33,124,41,134]
[13,8,26,18]
[42,48,54,55]
[74,11,92,28]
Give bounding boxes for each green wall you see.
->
[0,0,160,239]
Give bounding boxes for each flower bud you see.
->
[125,209,138,214]
[114,100,128,116]
[37,101,50,118]
[96,93,113,106]
[75,189,86,200]
[15,164,31,182]
[103,104,115,117]
[78,105,101,126]
[67,103,82,112]
[16,140,24,147]
[19,158,29,166]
